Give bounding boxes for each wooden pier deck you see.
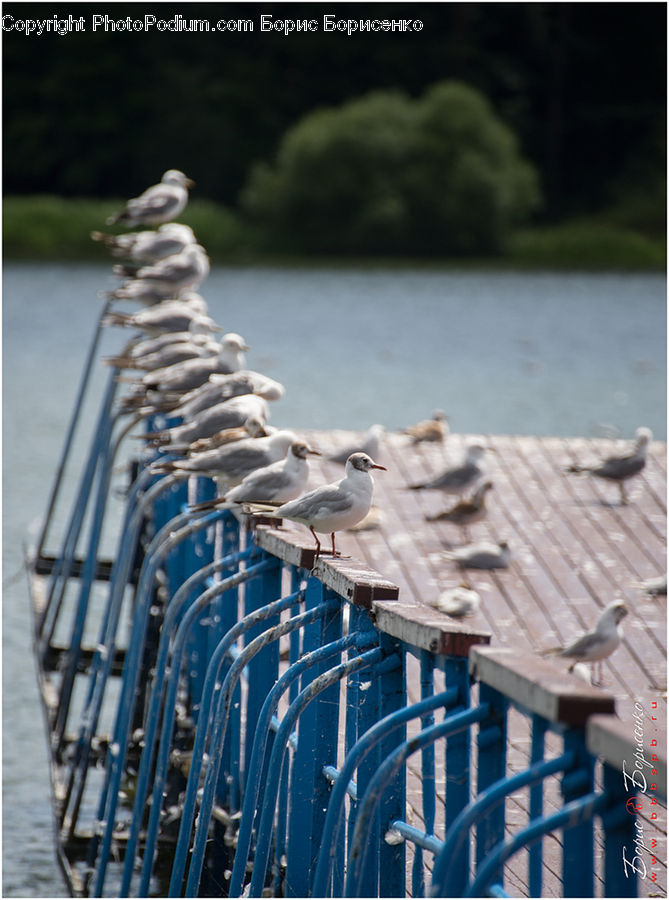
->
[290,428,667,897]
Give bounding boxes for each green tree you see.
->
[241,80,541,256]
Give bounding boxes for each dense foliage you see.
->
[242,81,540,255]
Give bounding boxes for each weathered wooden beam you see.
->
[254,525,399,608]
[469,646,616,727]
[373,599,491,656]
[587,712,667,799]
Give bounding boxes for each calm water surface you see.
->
[3,261,666,896]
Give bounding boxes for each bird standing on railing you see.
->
[425,479,494,539]
[402,409,449,443]
[189,440,321,511]
[541,600,628,684]
[92,222,196,262]
[106,169,194,227]
[249,452,387,559]
[564,426,652,504]
[103,293,212,334]
[142,392,269,449]
[408,443,488,496]
[111,243,210,301]
[150,429,298,487]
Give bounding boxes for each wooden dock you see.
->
[287,428,667,897]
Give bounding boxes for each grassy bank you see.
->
[3,195,666,270]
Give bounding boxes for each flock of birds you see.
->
[93,169,662,687]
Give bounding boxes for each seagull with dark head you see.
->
[252,452,386,559]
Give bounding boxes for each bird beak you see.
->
[372,463,387,470]
[185,177,196,188]
[307,447,322,456]
[241,343,250,351]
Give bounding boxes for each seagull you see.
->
[164,371,283,420]
[142,393,269,448]
[564,426,653,504]
[442,539,510,570]
[408,443,488,496]
[402,410,449,444]
[187,415,272,454]
[106,169,194,227]
[150,429,298,488]
[635,574,667,596]
[190,440,321,511]
[91,222,196,262]
[429,582,481,618]
[425,480,494,539]
[127,333,249,395]
[327,425,385,465]
[250,452,386,559]
[105,335,221,372]
[103,293,211,334]
[541,600,628,684]
[113,243,210,296]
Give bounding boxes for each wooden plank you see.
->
[373,599,491,656]
[469,645,616,726]
[587,712,667,799]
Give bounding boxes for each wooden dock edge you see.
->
[587,712,667,799]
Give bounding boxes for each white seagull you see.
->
[564,426,653,504]
[442,539,510,570]
[106,169,194,227]
[143,393,269,448]
[429,583,481,618]
[130,333,249,395]
[114,243,210,296]
[254,452,386,559]
[190,440,321,511]
[151,429,298,488]
[542,600,628,684]
[408,443,488,496]
[91,222,196,262]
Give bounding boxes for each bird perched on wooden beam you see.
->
[541,600,628,684]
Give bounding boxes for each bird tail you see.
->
[564,464,588,474]
[538,647,561,657]
[407,482,426,491]
[242,502,281,516]
[104,355,138,369]
[188,497,234,513]
[103,311,132,328]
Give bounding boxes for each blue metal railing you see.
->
[31,343,665,899]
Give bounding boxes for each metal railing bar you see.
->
[247,645,387,898]
[344,704,491,897]
[387,819,443,855]
[463,791,607,898]
[312,685,459,898]
[172,598,343,897]
[430,751,575,898]
[39,368,118,645]
[88,506,235,894]
[228,632,381,898]
[122,558,279,896]
[35,298,112,561]
[323,765,357,800]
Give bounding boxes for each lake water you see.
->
[2,261,666,896]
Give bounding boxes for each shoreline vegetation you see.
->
[3,194,666,271]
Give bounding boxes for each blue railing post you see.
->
[376,633,407,899]
[561,729,596,897]
[285,578,343,898]
[475,682,508,887]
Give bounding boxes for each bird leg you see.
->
[619,483,629,505]
[331,532,339,557]
[310,526,322,560]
